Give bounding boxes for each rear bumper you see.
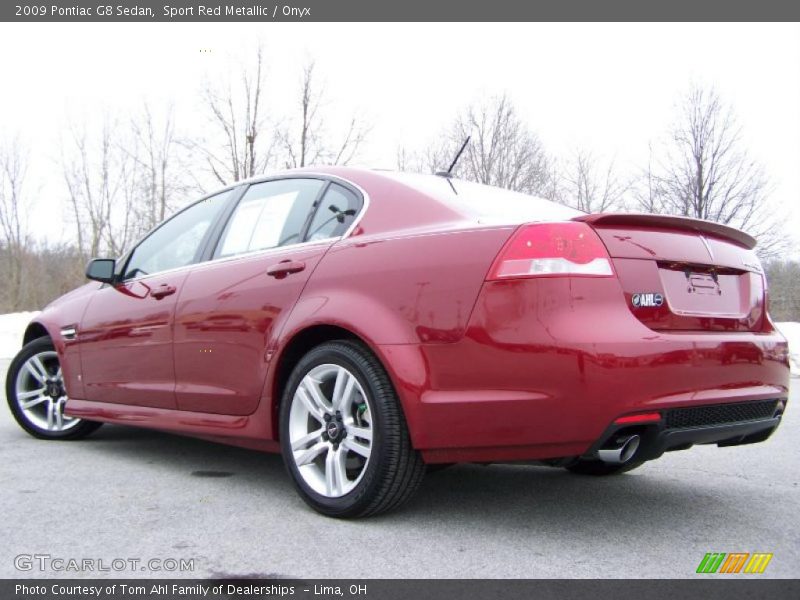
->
[585,399,785,463]
[377,277,790,464]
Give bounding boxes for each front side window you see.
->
[306,183,362,242]
[123,190,231,279]
[216,179,325,258]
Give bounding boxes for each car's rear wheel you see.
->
[279,340,425,518]
[564,458,644,476]
[6,337,102,440]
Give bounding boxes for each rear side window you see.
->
[306,183,362,242]
[216,179,324,258]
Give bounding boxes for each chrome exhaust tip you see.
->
[596,434,640,464]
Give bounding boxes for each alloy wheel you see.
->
[288,364,373,498]
[15,350,80,432]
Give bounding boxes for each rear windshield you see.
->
[385,172,583,223]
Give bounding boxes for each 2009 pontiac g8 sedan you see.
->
[6,167,790,517]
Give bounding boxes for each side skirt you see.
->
[65,398,280,453]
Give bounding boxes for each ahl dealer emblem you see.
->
[631,293,664,308]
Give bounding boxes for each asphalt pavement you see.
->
[1,358,797,579]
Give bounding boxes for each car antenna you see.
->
[435,136,470,178]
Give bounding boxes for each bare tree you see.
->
[279,60,369,168]
[1,137,91,311]
[559,148,629,213]
[648,84,783,257]
[196,45,273,186]
[0,136,31,309]
[763,260,800,322]
[404,94,556,198]
[395,143,441,175]
[128,102,189,232]
[60,119,137,258]
[0,241,86,312]
[633,143,663,214]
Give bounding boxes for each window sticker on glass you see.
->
[249,192,297,250]
[219,198,264,257]
[216,179,325,258]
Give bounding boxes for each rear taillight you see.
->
[487,222,614,280]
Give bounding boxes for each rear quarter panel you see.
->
[266,225,515,435]
[290,227,514,344]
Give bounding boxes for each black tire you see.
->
[6,337,102,440]
[279,340,425,518]
[564,459,644,476]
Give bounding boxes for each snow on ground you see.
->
[0,311,798,376]
[0,312,40,360]
[775,322,800,377]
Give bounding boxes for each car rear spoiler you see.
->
[573,213,757,250]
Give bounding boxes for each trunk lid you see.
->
[575,213,767,332]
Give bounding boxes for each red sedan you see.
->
[5,167,789,517]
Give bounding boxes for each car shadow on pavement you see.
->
[75,424,771,536]
[402,462,778,540]
[80,423,291,489]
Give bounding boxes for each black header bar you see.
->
[4,0,800,22]
[3,579,800,600]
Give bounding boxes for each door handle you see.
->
[266,260,306,278]
[151,284,177,299]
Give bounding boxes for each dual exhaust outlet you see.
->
[596,434,641,464]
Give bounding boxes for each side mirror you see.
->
[85,258,116,283]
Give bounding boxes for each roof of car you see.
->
[223,166,583,232]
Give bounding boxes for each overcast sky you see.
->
[1,22,798,253]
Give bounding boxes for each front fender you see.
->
[21,282,96,399]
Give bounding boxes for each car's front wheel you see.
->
[280,340,425,518]
[6,337,102,440]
